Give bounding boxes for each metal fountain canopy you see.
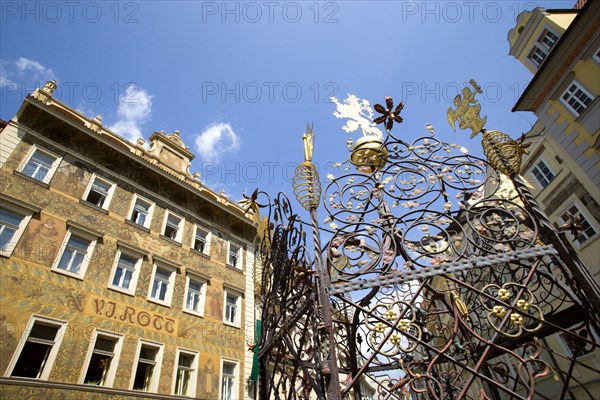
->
[252,79,600,400]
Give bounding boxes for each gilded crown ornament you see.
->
[330,94,401,174]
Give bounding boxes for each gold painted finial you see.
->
[294,124,321,211]
[303,122,315,162]
[447,79,487,138]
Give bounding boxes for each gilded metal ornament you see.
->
[447,79,487,138]
[256,93,600,400]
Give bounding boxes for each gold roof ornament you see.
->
[293,123,322,211]
[449,79,532,177]
[447,79,487,138]
[303,122,315,163]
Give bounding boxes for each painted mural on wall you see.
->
[19,214,63,267]
[198,355,220,399]
[207,284,224,320]
[0,384,144,400]
[51,157,90,198]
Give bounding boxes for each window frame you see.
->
[527,45,548,67]
[130,340,164,392]
[526,26,560,69]
[147,261,177,307]
[18,145,62,184]
[128,194,155,229]
[82,173,116,211]
[219,359,239,400]
[80,329,123,387]
[183,272,208,317]
[0,195,39,258]
[172,348,199,397]
[537,28,559,51]
[108,247,143,296]
[557,329,599,360]
[223,288,242,327]
[592,47,600,64]
[560,80,595,117]
[51,224,101,279]
[558,198,599,248]
[162,211,184,243]
[530,158,555,189]
[192,224,211,256]
[227,241,242,270]
[4,315,67,380]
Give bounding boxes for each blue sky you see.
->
[0,0,577,201]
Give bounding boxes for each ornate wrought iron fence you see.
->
[253,87,600,400]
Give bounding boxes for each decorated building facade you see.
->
[0,81,258,399]
[508,0,599,277]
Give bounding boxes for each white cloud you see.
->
[194,122,241,162]
[15,57,56,82]
[1,58,55,88]
[108,85,153,142]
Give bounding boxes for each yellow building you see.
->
[0,81,258,399]
[509,0,599,280]
[507,1,600,398]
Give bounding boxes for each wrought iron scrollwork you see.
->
[256,95,600,400]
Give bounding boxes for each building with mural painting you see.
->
[0,81,259,399]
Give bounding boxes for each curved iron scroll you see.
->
[256,114,600,400]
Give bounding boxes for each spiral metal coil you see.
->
[481,130,524,176]
[293,161,322,211]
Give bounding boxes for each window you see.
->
[527,28,559,67]
[129,195,154,229]
[228,242,242,269]
[593,47,600,63]
[148,263,176,306]
[220,360,238,400]
[131,342,163,392]
[224,289,241,327]
[561,81,594,116]
[109,250,142,294]
[538,28,559,50]
[19,147,61,184]
[7,316,66,379]
[82,331,123,386]
[173,350,198,396]
[0,209,23,254]
[531,159,555,188]
[559,203,598,246]
[559,329,596,358]
[0,198,38,257]
[162,211,183,242]
[83,174,115,210]
[193,225,210,255]
[528,46,548,67]
[53,234,93,278]
[359,381,376,400]
[184,273,207,316]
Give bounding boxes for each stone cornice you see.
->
[17,97,254,228]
